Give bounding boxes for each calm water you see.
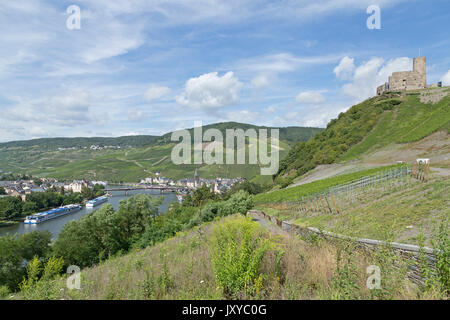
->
[0,188,177,239]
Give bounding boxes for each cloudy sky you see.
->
[1,0,449,142]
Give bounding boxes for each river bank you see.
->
[0,189,177,239]
[0,219,21,228]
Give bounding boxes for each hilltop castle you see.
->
[376,56,442,96]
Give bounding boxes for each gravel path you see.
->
[248,211,290,236]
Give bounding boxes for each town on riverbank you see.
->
[0,170,245,227]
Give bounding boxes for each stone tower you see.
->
[413,56,426,87]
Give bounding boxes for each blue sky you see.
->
[1,0,449,142]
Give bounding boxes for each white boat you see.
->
[86,196,108,208]
[24,204,82,224]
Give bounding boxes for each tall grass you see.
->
[209,215,278,298]
[10,214,448,300]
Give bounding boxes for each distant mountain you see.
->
[0,135,159,150]
[157,122,323,146]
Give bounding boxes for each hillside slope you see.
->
[11,214,441,300]
[0,122,322,183]
[275,87,450,187]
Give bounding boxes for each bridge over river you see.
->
[105,185,189,195]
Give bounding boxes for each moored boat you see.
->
[86,196,108,208]
[24,204,82,224]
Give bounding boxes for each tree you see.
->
[22,202,38,215]
[191,184,216,207]
[53,195,164,268]
[0,196,23,220]
[0,187,6,195]
[53,218,100,268]
[81,186,94,200]
[182,193,193,207]
[227,190,254,215]
[117,194,163,243]
[224,181,263,199]
[0,231,51,290]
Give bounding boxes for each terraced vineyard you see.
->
[275,87,450,186]
[0,123,322,183]
[254,164,407,203]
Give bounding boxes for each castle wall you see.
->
[388,71,426,91]
[377,84,386,96]
[377,83,388,96]
[376,56,427,95]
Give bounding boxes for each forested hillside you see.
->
[275,87,450,187]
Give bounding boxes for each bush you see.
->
[53,195,163,268]
[223,181,264,198]
[0,231,52,291]
[209,215,274,298]
[201,202,221,222]
[226,190,254,215]
[19,256,65,300]
[199,191,253,223]
[0,285,10,299]
[433,218,450,296]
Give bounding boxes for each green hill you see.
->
[275,87,450,187]
[0,122,322,183]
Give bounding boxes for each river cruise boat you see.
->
[24,204,82,224]
[86,196,108,208]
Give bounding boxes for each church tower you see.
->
[194,169,199,187]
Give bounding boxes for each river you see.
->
[0,188,178,239]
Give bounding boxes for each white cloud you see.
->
[223,109,260,123]
[124,132,139,136]
[81,32,144,64]
[441,70,450,86]
[144,85,171,102]
[74,0,408,27]
[176,72,242,109]
[236,53,340,75]
[333,56,355,80]
[127,109,145,122]
[50,91,90,109]
[301,105,347,128]
[251,74,270,88]
[338,57,413,102]
[27,126,48,138]
[265,106,276,113]
[5,90,94,128]
[295,91,326,104]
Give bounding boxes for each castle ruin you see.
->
[376,56,442,96]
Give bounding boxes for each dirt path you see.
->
[248,211,290,236]
[289,163,379,188]
[430,167,450,178]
